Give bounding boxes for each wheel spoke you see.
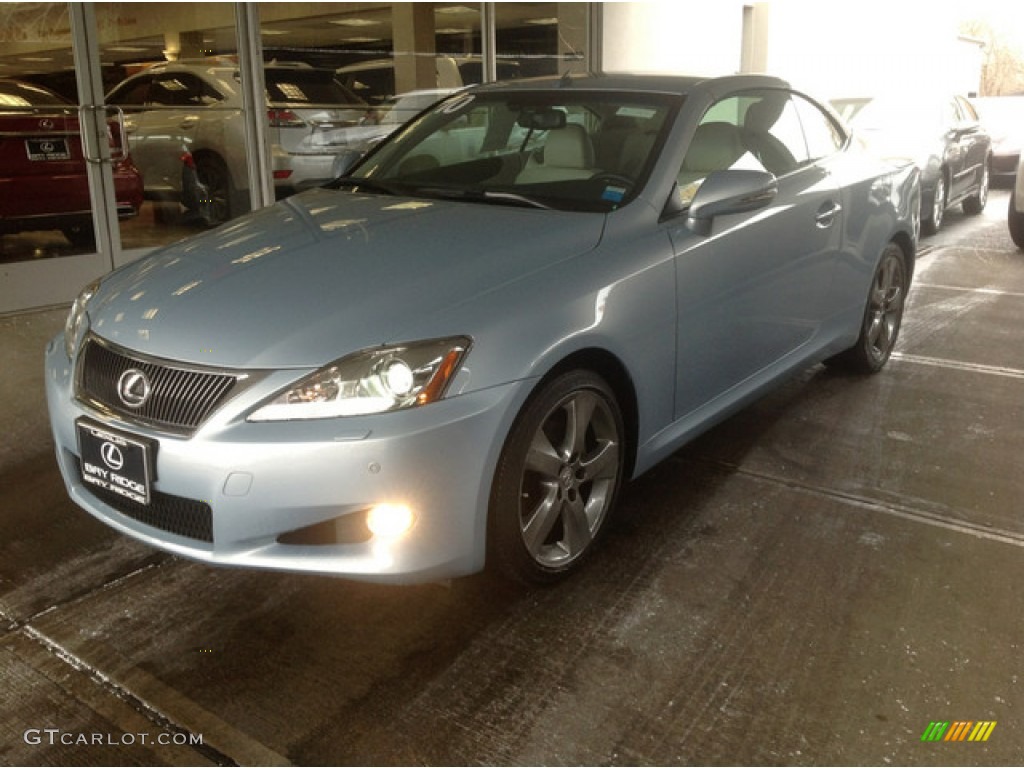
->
[580,439,619,482]
[525,430,563,479]
[560,495,592,557]
[561,392,597,459]
[522,483,561,556]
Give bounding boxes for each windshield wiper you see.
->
[410,186,551,210]
[329,176,400,195]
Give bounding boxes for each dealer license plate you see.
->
[77,419,154,505]
[26,137,70,161]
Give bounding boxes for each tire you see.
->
[488,370,626,584]
[61,221,96,249]
[921,173,946,235]
[193,154,233,226]
[827,242,908,374]
[1009,191,1024,250]
[962,161,989,215]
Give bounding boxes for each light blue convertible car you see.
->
[47,73,919,584]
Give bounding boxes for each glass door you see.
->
[0,2,119,313]
[0,2,251,315]
[95,2,249,253]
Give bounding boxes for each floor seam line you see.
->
[689,458,1024,549]
[18,623,238,766]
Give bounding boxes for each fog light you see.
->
[367,503,414,538]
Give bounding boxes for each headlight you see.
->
[249,336,472,421]
[63,278,101,359]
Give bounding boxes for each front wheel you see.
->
[488,370,625,584]
[962,161,989,215]
[1009,191,1024,250]
[826,242,908,374]
[921,173,946,235]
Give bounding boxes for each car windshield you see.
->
[343,89,678,213]
[265,69,364,107]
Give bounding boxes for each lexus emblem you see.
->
[38,118,54,130]
[39,141,55,154]
[117,368,151,408]
[100,442,124,471]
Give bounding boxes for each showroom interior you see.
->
[3,1,1023,765]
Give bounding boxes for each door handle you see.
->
[815,201,842,228]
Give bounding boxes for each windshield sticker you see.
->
[616,106,657,120]
[601,186,626,203]
[440,93,475,114]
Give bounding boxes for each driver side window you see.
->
[676,90,808,205]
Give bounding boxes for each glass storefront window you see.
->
[96,3,244,249]
[0,3,103,264]
[495,2,589,78]
[0,2,594,311]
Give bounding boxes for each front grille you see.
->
[75,458,213,543]
[78,337,240,434]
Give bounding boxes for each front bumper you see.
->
[45,334,526,583]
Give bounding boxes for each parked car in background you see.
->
[337,55,519,106]
[0,79,142,247]
[329,88,460,176]
[1009,151,1024,249]
[47,74,919,585]
[834,94,991,234]
[971,95,1024,178]
[106,61,368,223]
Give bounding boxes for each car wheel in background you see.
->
[826,242,908,374]
[922,173,946,235]
[193,153,233,226]
[61,221,96,249]
[1009,191,1024,250]
[489,370,625,584]
[962,161,989,215]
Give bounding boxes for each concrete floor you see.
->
[1,191,1022,766]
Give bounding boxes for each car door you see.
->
[666,89,844,421]
[952,96,988,193]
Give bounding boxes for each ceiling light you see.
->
[435,5,477,15]
[329,18,378,27]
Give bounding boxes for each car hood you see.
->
[88,188,605,369]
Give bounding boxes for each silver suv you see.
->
[106,61,368,224]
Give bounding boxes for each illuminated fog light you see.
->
[367,503,414,538]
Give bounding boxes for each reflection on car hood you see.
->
[88,188,604,368]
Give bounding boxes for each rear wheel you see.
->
[488,370,625,584]
[827,242,908,374]
[1009,191,1024,250]
[193,154,233,226]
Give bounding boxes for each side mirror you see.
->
[685,169,778,235]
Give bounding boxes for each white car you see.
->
[337,56,519,106]
[106,61,369,223]
[1010,152,1024,249]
